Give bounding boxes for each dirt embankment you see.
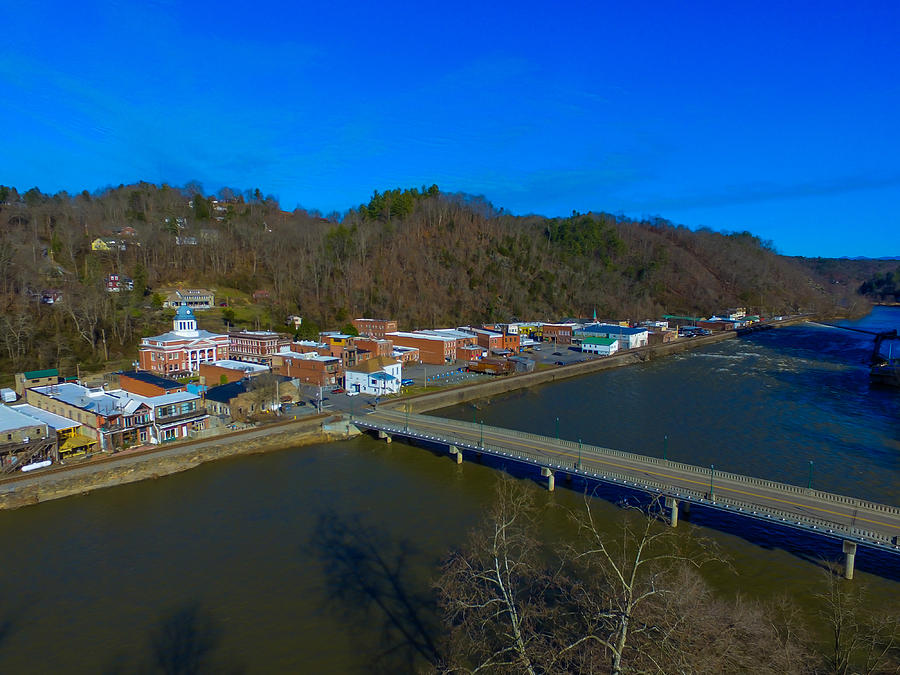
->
[0,415,349,511]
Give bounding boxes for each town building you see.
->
[271,351,342,387]
[352,318,399,339]
[386,331,456,364]
[391,345,420,364]
[14,368,60,396]
[580,337,619,356]
[91,237,126,252]
[355,337,394,358]
[117,371,187,398]
[105,274,134,292]
[161,288,216,310]
[11,403,96,459]
[203,375,294,420]
[138,306,229,376]
[581,324,649,350]
[0,404,55,471]
[199,360,269,386]
[318,332,360,368]
[25,382,153,450]
[228,330,291,365]
[542,323,575,345]
[345,356,402,396]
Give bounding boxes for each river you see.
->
[0,308,896,673]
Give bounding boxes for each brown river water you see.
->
[0,309,897,673]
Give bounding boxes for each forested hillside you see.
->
[0,182,866,375]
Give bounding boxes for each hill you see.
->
[0,182,867,376]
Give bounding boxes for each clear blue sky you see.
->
[2,1,898,257]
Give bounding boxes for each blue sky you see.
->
[2,1,898,257]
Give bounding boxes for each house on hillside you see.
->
[161,288,215,310]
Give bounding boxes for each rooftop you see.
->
[387,331,454,342]
[119,370,184,391]
[0,404,48,433]
[23,368,59,380]
[10,404,80,431]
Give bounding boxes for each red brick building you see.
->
[355,337,393,358]
[542,324,574,345]
[352,318,398,339]
[227,330,291,365]
[271,352,342,386]
[118,371,186,397]
[386,332,455,364]
[138,307,229,375]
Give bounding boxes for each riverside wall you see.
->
[0,414,354,511]
[387,318,808,414]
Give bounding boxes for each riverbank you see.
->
[0,317,806,510]
[389,318,806,413]
[0,413,356,510]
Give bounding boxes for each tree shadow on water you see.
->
[104,603,243,675]
[308,511,443,673]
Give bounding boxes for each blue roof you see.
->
[581,324,648,336]
[174,305,195,320]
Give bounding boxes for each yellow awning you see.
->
[60,433,97,451]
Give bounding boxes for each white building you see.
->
[345,356,402,396]
[580,337,619,356]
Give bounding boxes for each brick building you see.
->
[228,330,291,365]
[386,332,456,365]
[352,318,398,339]
[542,324,574,345]
[118,371,186,398]
[138,306,229,376]
[271,352,342,387]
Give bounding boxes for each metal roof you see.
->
[11,404,80,431]
[0,404,48,433]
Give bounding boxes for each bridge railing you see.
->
[395,413,900,518]
[359,415,899,546]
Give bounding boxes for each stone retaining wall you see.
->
[0,416,342,511]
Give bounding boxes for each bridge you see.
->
[353,410,900,579]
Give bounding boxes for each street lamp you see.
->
[405,403,410,432]
[555,416,560,442]
[663,434,668,461]
[578,438,582,470]
[807,460,814,490]
[480,420,484,448]
[709,464,715,498]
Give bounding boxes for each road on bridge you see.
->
[363,410,900,544]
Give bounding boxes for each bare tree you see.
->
[436,480,814,675]
[817,566,900,675]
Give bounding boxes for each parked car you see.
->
[401,379,415,386]
[554,360,565,366]
[552,352,562,356]
[331,387,345,394]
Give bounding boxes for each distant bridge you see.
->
[353,410,900,579]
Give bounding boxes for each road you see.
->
[361,410,900,546]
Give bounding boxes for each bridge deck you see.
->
[356,410,900,552]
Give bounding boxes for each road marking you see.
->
[368,414,900,533]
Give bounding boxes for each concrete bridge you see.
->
[353,410,900,580]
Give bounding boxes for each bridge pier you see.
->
[449,445,463,465]
[665,496,679,527]
[541,467,555,492]
[377,430,392,443]
[843,541,857,580]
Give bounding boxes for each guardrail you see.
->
[395,413,900,518]
[355,415,900,550]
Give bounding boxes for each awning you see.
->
[60,433,97,451]
[370,372,397,381]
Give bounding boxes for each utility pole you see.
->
[709,464,715,498]
[663,433,668,461]
[808,460,814,490]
